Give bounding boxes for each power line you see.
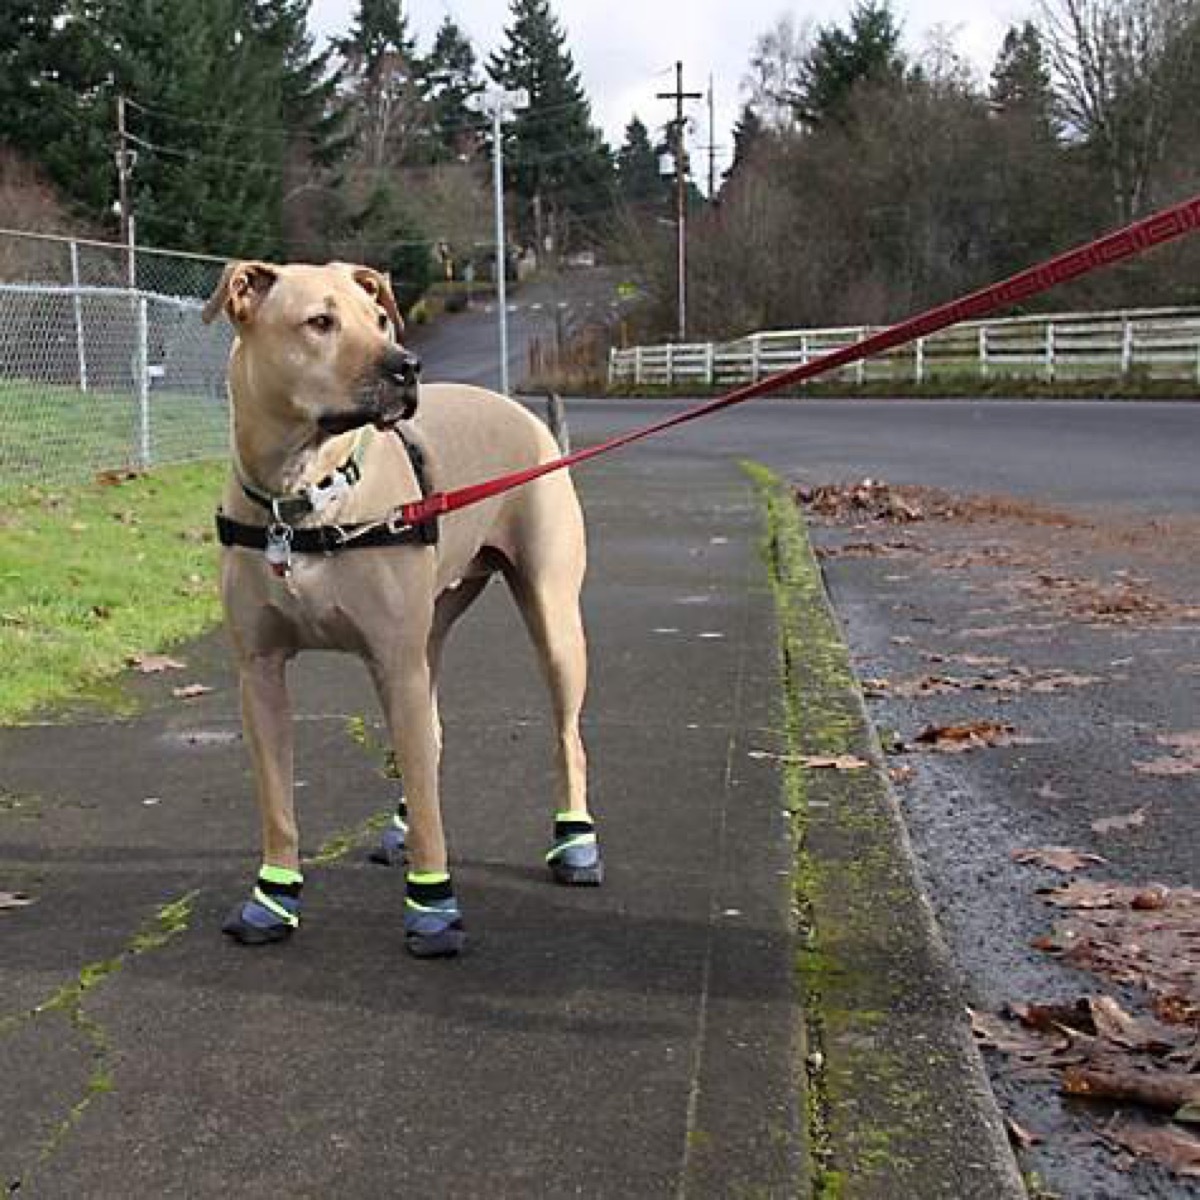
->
[125,92,602,144]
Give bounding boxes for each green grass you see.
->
[0,380,228,487]
[0,461,227,722]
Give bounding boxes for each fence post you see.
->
[1045,321,1056,383]
[705,341,715,386]
[856,329,866,386]
[665,342,675,387]
[915,337,925,384]
[634,345,644,388]
[750,334,762,382]
[1121,318,1134,377]
[978,325,990,381]
[135,294,151,468]
[69,240,89,393]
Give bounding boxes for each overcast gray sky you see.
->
[309,0,1033,174]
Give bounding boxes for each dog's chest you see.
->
[261,559,369,651]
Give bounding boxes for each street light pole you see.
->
[486,88,527,397]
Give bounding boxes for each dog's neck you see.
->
[232,403,356,499]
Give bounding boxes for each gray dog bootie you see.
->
[545,812,603,886]
[404,871,466,958]
[370,797,408,866]
[222,864,303,944]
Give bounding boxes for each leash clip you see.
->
[265,522,294,577]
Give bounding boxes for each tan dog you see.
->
[202,261,597,957]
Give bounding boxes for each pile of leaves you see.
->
[798,480,1079,528]
[972,881,1200,1177]
[797,479,932,523]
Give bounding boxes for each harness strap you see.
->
[215,512,436,553]
[216,425,440,558]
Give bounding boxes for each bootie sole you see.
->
[405,925,467,958]
[550,860,604,887]
[221,910,295,946]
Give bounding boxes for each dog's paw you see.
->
[368,824,407,867]
[546,816,603,887]
[221,902,296,945]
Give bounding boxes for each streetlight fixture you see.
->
[484,87,528,397]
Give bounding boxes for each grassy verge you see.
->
[0,461,226,722]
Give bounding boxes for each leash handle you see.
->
[400,192,1200,525]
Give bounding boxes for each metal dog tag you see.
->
[265,523,294,577]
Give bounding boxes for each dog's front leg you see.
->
[222,651,304,945]
[371,655,465,958]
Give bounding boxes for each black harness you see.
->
[215,429,439,568]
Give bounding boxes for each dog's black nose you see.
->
[382,349,421,387]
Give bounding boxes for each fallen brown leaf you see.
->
[1104,1121,1200,1178]
[914,720,1017,753]
[172,684,214,700]
[1135,756,1199,777]
[128,653,187,674]
[797,754,870,772]
[1091,807,1148,835]
[1064,1065,1200,1114]
[1013,846,1108,873]
[968,1007,1070,1059]
[1006,1119,1042,1149]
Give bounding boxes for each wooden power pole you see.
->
[658,62,702,342]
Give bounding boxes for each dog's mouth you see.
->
[317,388,418,437]
[317,401,409,436]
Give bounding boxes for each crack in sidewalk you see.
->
[1,892,197,1194]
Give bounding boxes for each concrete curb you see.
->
[747,464,1027,1200]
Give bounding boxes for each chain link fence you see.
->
[0,227,232,489]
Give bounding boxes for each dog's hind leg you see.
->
[507,550,601,886]
[223,651,305,945]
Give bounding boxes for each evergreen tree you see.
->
[0,1,109,216]
[990,22,1056,136]
[616,116,664,209]
[728,105,766,176]
[487,0,614,253]
[796,0,907,127]
[424,17,484,161]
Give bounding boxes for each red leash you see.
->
[399,193,1200,527]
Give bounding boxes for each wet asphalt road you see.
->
[546,395,1200,1198]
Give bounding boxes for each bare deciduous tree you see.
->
[742,14,813,131]
[1040,0,1200,219]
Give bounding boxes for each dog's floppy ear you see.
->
[350,265,405,336]
[202,261,280,325]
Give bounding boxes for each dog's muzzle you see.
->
[318,349,422,436]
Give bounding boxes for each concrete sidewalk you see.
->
[0,453,805,1197]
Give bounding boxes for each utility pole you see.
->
[658,62,702,342]
[486,87,527,397]
[115,96,137,289]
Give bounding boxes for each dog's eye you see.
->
[377,311,390,331]
[306,314,337,334]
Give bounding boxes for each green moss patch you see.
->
[747,463,1022,1199]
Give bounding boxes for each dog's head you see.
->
[203,260,421,434]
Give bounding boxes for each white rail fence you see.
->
[609,307,1200,391]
